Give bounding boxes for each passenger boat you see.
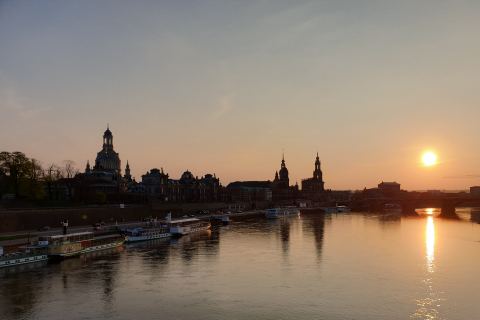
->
[319,205,351,214]
[336,205,351,213]
[124,226,170,243]
[210,215,230,225]
[265,207,300,219]
[169,218,211,236]
[0,245,48,268]
[38,231,125,259]
[383,203,402,214]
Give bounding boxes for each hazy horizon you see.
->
[1,1,480,190]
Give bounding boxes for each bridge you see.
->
[353,193,480,218]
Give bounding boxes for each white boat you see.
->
[211,215,230,224]
[336,205,351,213]
[169,218,211,236]
[38,231,124,259]
[124,226,170,243]
[265,207,300,219]
[0,246,48,268]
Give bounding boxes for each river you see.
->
[1,209,479,320]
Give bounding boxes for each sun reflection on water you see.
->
[412,215,444,320]
[426,216,435,273]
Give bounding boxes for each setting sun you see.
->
[422,151,438,167]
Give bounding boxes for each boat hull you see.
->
[49,239,124,259]
[170,225,210,237]
[0,254,48,268]
[265,208,300,219]
[125,233,170,243]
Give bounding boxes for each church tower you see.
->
[94,125,121,176]
[301,153,325,194]
[313,152,323,181]
[124,160,132,181]
[278,154,289,188]
[103,125,114,152]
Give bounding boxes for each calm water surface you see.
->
[1,210,480,320]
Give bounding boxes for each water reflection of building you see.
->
[0,269,47,319]
[171,231,213,264]
[58,249,122,304]
[303,212,327,259]
[279,220,291,255]
[471,209,480,224]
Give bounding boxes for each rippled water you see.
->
[1,210,480,320]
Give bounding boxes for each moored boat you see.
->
[336,205,351,213]
[38,231,125,259]
[265,207,300,219]
[169,218,211,236]
[124,226,170,243]
[210,214,230,225]
[0,245,48,269]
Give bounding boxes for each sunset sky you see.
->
[1,1,479,190]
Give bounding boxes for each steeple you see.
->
[124,160,131,181]
[313,153,323,181]
[278,154,289,187]
[103,125,113,151]
[85,160,91,173]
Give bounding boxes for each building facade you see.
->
[140,169,222,202]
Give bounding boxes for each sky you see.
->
[1,0,480,190]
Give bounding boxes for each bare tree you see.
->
[61,160,78,200]
[43,164,61,200]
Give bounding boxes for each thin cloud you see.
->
[443,174,480,179]
[211,94,234,120]
[0,74,51,119]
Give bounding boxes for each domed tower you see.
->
[94,125,121,176]
[103,126,113,151]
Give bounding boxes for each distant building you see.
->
[378,182,401,195]
[140,168,221,202]
[470,186,480,197]
[226,181,272,202]
[75,126,131,199]
[301,153,325,199]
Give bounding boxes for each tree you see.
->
[25,158,44,199]
[61,160,79,200]
[43,163,61,200]
[0,151,32,197]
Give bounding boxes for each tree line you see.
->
[0,151,79,201]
